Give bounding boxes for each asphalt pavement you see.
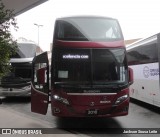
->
[0,104,82,137]
[0,97,160,137]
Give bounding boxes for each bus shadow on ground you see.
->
[56,117,123,134]
[130,98,160,114]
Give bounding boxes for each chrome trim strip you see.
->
[67,93,117,95]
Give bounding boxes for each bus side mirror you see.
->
[37,67,47,85]
[128,67,133,85]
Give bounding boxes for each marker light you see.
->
[53,95,70,105]
[115,94,128,105]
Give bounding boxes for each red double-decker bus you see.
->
[31,16,133,117]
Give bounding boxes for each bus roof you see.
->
[126,33,158,51]
[56,16,117,21]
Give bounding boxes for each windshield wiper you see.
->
[54,82,129,89]
[117,83,129,88]
[92,82,129,89]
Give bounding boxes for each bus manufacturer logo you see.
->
[90,102,95,106]
[143,66,150,78]
[100,100,111,104]
[100,96,111,104]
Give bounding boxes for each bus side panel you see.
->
[129,63,160,107]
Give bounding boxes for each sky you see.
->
[11,0,160,51]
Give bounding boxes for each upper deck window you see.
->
[55,17,123,41]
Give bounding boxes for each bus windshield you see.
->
[11,43,37,58]
[55,17,123,41]
[54,48,128,86]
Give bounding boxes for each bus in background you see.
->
[0,42,37,97]
[31,16,133,117]
[127,33,160,107]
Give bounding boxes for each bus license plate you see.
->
[87,109,98,115]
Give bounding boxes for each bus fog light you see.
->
[53,95,70,105]
[115,94,128,105]
[53,107,60,113]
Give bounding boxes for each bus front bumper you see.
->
[51,98,129,117]
[0,85,31,97]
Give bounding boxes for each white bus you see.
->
[0,42,37,97]
[127,33,160,107]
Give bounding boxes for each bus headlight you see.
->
[53,95,70,105]
[115,94,128,105]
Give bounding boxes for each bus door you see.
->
[31,52,49,115]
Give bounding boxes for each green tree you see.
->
[0,0,18,78]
